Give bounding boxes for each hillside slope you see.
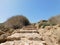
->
[0,24,60,45]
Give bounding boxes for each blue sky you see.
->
[0,0,60,23]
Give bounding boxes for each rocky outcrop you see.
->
[38,25,60,45]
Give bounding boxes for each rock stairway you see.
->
[7,29,41,41]
[22,25,37,30]
[18,29,39,33]
[0,29,45,45]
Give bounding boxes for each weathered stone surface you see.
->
[38,25,60,45]
[0,39,45,45]
[0,24,60,45]
[7,33,41,41]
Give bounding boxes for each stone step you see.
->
[0,40,45,45]
[7,33,41,41]
[22,25,37,30]
[13,29,39,33]
[19,30,38,33]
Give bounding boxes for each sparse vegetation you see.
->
[48,15,60,24]
[37,20,56,28]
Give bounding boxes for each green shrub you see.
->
[39,22,56,28]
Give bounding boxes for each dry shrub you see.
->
[4,15,30,29]
[0,23,4,30]
[49,15,60,24]
[0,23,12,33]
